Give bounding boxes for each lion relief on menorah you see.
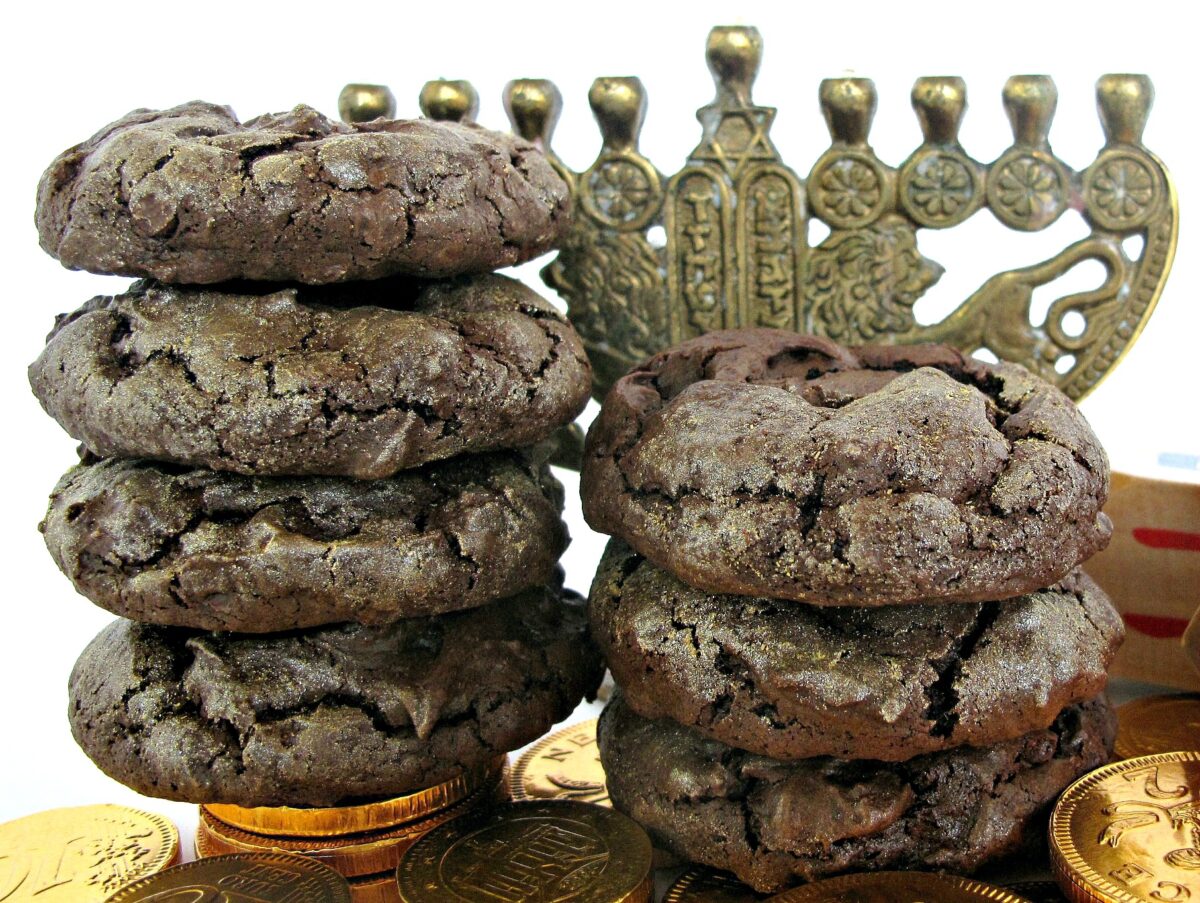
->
[802,215,943,345]
[802,216,1134,381]
[412,24,1176,403]
[801,214,1137,384]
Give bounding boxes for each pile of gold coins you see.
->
[194,755,509,901]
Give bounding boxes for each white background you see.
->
[1,0,1197,845]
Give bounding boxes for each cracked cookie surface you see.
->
[598,692,1114,894]
[582,331,1111,606]
[69,575,603,807]
[43,452,568,631]
[30,274,591,478]
[36,101,570,283]
[590,541,1122,761]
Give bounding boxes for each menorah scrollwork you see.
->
[343,24,1178,403]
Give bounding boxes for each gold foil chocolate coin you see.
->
[664,866,764,902]
[511,719,609,806]
[767,871,1032,901]
[105,853,351,902]
[0,804,178,901]
[196,784,504,878]
[196,808,417,878]
[1115,694,1200,760]
[194,821,220,860]
[396,799,652,902]
[1050,751,1200,903]
[206,756,506,837]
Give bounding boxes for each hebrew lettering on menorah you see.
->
[342,24,1178,403]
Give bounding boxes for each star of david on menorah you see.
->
[342,24,1178,403]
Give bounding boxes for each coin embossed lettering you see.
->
[543,775,607,804]
[1122,764,1191,800]
[1051,752,1200,902]
[512,721,611,808]
[396,800,652,903]
[0,806,178,902]
[446,821,609,901]
[105,853,350,903]
[8,832,160,897]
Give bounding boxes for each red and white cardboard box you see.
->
[1087,469,1200,690]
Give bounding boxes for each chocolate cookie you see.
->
[598,693,1115,894]
[36,102,569,283]
[590,541,1122,762]
[582,331,1110,606]
[69,577,603,807]
[30,275,591,478]
[43,452,567,631]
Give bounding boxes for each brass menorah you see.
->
[344,24,1178,402]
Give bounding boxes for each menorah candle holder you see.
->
[346,24,1178,403]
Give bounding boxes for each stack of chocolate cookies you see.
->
[581,331,1124,894]
[29,100,602,885]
